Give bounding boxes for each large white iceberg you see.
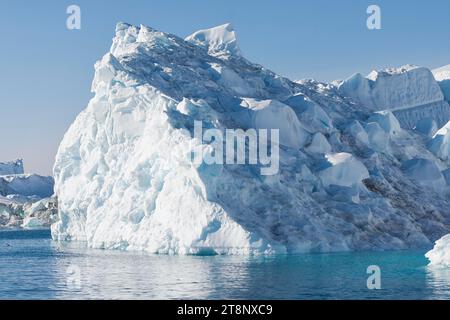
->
[52,23,450,255]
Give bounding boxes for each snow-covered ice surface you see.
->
[52,23,450,255]
[185,23,241,58]
[433,65,450,82]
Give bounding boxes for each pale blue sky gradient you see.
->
[1,0,449,174]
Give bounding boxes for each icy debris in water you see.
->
[426,234,450,267]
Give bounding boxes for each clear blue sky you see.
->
[1,0,449,175]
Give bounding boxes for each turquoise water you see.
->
[0,229,449,300]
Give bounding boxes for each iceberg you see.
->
[0,159,55,229]
[0,174,54,199]
[1,195,57,229]
[426,234,450,267]
[52,23,450,255]
[0,160,24,176]
[21,197,58,229]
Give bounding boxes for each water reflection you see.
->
[1,230,450,299]
[51,241,254,299]
[49,244,438,300]
[426,265,450,300]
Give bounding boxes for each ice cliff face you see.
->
[338,65,450,129]
[52,23,450,255]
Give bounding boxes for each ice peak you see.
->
[110,22,242,60]
[185,23,241,57]
[110,22,171,57]
[115,22,132,32]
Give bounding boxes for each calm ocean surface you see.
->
[0,229,449,300]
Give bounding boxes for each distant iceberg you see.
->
[0,159,24,176]
[0,160,55,228]
[0,174,54,198]
[51,23,450,255]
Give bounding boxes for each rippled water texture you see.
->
[0,229,449,299]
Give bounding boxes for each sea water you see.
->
[0,229,449,300]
